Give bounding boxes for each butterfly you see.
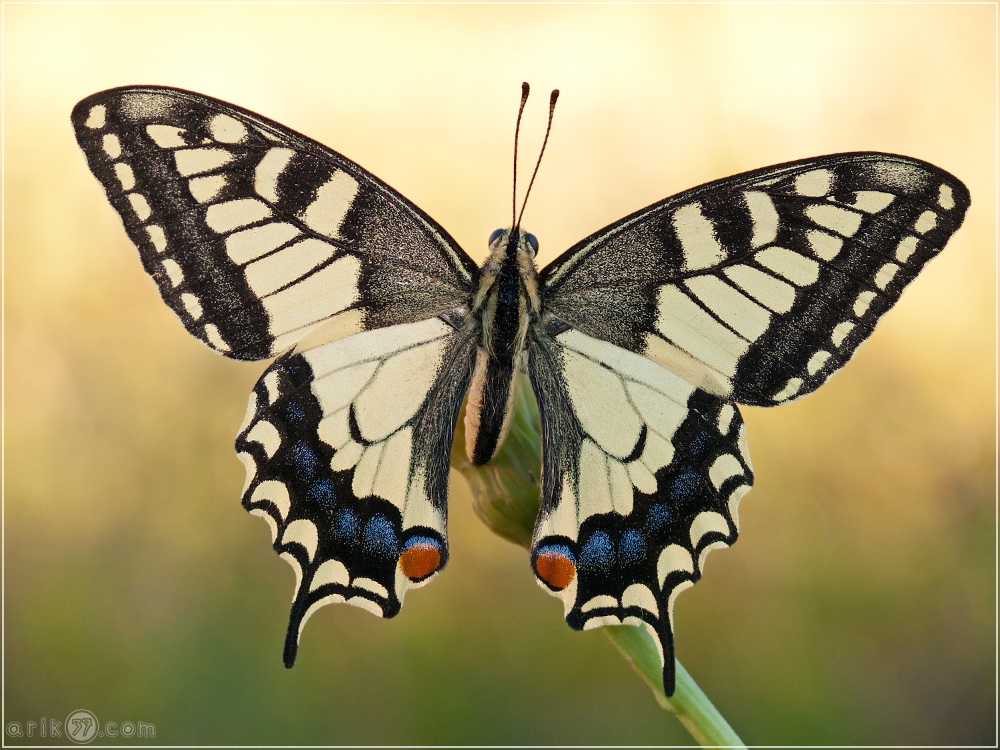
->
[71,83,969,696]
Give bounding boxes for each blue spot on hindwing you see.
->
[363,514,398,558]
[671,469,701,501]
[333,508,359,540]
[536,543,574,562]
[288,440,318,479]
[282,399,306,427]
[578,531,614,574]
[309,479,335,506]
[620,529,645,563]
[687,428,712,457]
[647,503,671,530]
[402,535,440,552]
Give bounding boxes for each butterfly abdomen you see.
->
[464,348,519,465]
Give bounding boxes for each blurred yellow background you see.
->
[5,4,994,745]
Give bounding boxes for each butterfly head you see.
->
[488,227,539,261]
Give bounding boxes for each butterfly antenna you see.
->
[512,82,531,229]
[515,88,559,230]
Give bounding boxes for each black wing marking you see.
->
[71,86,479,361]
[235,316,476,665]
[527,324,751,696]
[540,153,969,405]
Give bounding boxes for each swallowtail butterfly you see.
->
[72,84,969,696]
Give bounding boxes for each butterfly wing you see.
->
[527,324,751,696]
[72,86,483,661]
[237,315,476,664]
[71,86,478,361]
[531,152,968,695]
[540,153,970,405]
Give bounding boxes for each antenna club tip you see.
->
[550,89,560,104]
[521,82,530,95]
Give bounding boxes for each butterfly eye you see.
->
[525,233,539,255]
[488,228,505,245]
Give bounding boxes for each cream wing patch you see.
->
[539,328,704,534]
[304,318,454,527]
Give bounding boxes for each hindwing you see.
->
[540,153,970,405]
[527,325,751,695]
[236,315,476,664]
[71,86,478,361]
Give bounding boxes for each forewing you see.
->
[527,325,752,696]
[540,153,969,405]
[71,86,478,361]
[236,316,476,665]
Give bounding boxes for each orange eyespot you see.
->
[400,538,442,581]
[534,547,576,591]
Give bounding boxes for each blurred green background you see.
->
[5,5,994,745]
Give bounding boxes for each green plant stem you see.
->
[604,625,745,748]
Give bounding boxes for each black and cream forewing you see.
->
[70,85,479,361]
[539,153,970,406]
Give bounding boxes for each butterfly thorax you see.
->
[463,228,541,465]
